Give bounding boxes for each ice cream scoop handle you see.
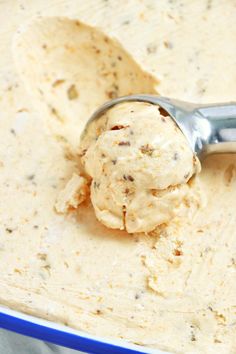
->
[194,103,236,156]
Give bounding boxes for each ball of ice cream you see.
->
[79,102,200,233]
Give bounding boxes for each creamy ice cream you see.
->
[80,101,200,233]
[0,2,236,354]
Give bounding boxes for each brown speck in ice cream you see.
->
[52,79,65,87]
[140,144,154,156]
[67,84,78,100]
[173,249,183,256]
[173,152,179,160]
[37,253,47,261]
[43,264,51,273]
[50,106,64,123]
[94,181,100,189]
[118,141,130,146]
[184,172,190,179]
[107,90,117,99]
[79,149,87,157]
[106,83,119,99]
[207,0,212,10]
[159,107,169,117]
[123,175,134,182]
[14,268,22,274]
[26,174,35,181]
[146,44,157,54]
[6,228,13,234]
[111,125,126,130]
[92,45,101,54]
[164,41,173,49]
[17,108,28,113]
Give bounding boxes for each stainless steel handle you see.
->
[193,103,236,157]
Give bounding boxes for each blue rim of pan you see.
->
[0,307,163,354]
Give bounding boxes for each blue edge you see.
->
[0,312,148,354]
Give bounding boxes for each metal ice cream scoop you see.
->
[82,94,236,159]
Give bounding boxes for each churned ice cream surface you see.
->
[1,2,236,354]
[79,101,200,233]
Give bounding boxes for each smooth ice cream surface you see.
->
[80,102,200,233]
